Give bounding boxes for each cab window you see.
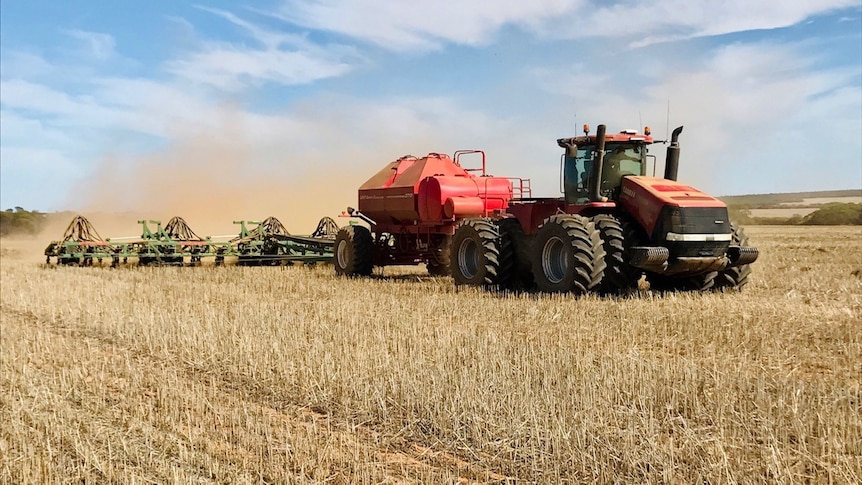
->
[564,143,645,203]
[563,148,593,204]
[601,145,645,196]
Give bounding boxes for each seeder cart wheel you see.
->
[334,225,373,276]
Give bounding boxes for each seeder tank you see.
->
[335,150,528,275]
[357,152,514,230]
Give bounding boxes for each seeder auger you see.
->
[44,215,338,267]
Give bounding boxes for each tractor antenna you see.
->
[639,111,643,132]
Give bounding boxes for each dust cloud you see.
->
[62,108,396,240]
[45,97,486,243]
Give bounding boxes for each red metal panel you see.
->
[619,176,726,235]
[361,152,515,225]
[506,199,565,235]
[444,197,485,218]
[417,177,443,221]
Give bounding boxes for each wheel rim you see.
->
[457,237,481,279]
[541,235,569,284]
[336,239,349,269]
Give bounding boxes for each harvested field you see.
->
[1,226,860,483]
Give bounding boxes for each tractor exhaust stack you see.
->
[664,126,684,181]
[588,124,607,202]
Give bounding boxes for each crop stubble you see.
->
[1,226,860,483]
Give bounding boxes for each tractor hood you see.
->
[619,176,728,238]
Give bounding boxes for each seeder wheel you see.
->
[334,225,373,276]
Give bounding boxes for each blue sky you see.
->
[1,1,861,221]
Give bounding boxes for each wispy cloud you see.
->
[165,8,361,90]
[274,0,579,51]
[196,6,300,50]
[568,0,861,47]
[275,0,860,50]
[63,29,117,60]
[0,79,118,122]
[166,45,355,91]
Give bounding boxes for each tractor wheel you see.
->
[714,224,753,291]
[334,225,374,276]
[426,236,452,276]
[531,215,605,294]
[497,218,534,290]
[450,218,502,287]
[592,214,643,294]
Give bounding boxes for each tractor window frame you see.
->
[563,148,594,205]
[600,143,647,198]
[564,143,647,204]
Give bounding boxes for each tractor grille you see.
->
[653,206,731,258]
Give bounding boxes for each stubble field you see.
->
[1,226,860,483]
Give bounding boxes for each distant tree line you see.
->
[0,207,49,237]
[719,189,861,208]
[729,203,862,226]
[801,203,862,225]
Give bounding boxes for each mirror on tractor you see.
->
[647,154,657,176]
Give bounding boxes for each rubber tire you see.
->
[334,225,374,276]
[592,214,643,294]
[497,218,534,290]
[531,215,605,294]
[426,236,452,277]
[714,224,752,291]
[450,218,502,287]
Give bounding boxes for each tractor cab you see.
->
[558,125,654,204]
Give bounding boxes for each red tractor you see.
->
[335,124,758,293]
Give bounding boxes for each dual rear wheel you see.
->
[449,215,608,295]
[529,215,605,294]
